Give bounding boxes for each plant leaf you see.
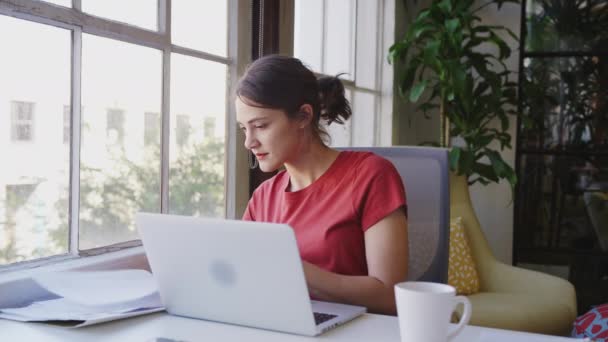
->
[410,80,427,103]
[445,18,460,33]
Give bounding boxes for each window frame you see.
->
[292,0,395,147]
[0,0,247,272]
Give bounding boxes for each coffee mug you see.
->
[394,281,471,342]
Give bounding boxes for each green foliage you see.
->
[52,140,225,250]
[526,0,608,52]
[523,0,608,152]
[389,0,521,189]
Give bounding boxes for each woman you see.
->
[236,55,408,315]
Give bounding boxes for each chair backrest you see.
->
[338,146,450,283]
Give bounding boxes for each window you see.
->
[175,114,190,148]
[293,0,394,147]
[106,108,125,145]
[0,0,235,267]
[2,184,39,264]
[144,112,160,147]
[63,105,70,144]
[11,101,35,142]
[0,14,71,265]
[204,117,216,139]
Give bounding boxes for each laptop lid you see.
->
[136,213,319,336]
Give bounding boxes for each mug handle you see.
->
[447,295,472,340]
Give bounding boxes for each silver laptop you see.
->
[136,213,366,336]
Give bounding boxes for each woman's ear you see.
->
[297,104,314,128]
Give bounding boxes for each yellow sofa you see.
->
[451,173,577,336]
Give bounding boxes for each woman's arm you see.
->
[301,208,408,315]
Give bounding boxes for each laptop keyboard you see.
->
[313,312,338,325]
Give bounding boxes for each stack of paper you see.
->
[0,269,164,327]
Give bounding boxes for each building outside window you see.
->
[204,117,216,139]
[0,0,234,266]
[106,108,125,145]
[175,114,190,148]
[144,112,160,147]
[106,109,125,144]
[10,101,35,142]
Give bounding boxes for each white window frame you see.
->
[0,0,250,273]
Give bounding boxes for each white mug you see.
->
[394,281,471,342]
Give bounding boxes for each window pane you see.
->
[170,54,226,217]
[11,101,35,141]
[294,0,323,72]
[351,91,375,147]
[80,34,162,250]
[326,88,352,147]
[324,0,354,79]
[43,0,72,7]
[82,0,157,31]
[144,112,160,147]
[521,56,608,152]
[63,105,70,144]
[172,1,227,56]
[355,0,378,89]
[526,0,608,53]
[0,15,70,264]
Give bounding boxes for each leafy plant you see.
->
[389,0,521,188]
[526,0,608,52]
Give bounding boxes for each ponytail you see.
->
[318,74,352,125]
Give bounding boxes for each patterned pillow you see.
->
[572,304,608,341]
[448,217,480,295]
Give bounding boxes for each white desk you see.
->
[0,312,580,342]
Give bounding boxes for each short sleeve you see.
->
[242,200,255,221]
[354,155,407,231]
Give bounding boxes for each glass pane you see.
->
[518,153,608,251]
[525,0,608,52]
[80,34,162,250]
[351,90,375,147]
[43,0,72,7]
[294,0,323,73]
[169,54,226,217]
[172,1,227,56]
[521,56,608,152]
[355,0,378,89]
[326,88,352,147]
[82,0,157,31]
[0,16,70,264]
[324,0,354,79]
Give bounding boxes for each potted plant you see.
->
[389,0,521,189]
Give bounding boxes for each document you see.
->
[0,269,164,328]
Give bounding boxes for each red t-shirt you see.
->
[242,151,407,276]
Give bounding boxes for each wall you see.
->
[393,1,522,263]
[469,2,521,264]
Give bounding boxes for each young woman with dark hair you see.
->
[236,55,408,315]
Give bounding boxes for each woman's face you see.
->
[236,97,306,172]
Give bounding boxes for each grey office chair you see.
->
[337,146,450,283]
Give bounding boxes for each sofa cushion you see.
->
[448,217,480,295]
[464,292,574,336]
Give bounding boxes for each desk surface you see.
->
[0,312,579,342]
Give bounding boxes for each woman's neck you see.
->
[284,141,340,192]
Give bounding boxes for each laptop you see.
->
[136,213,366,336]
